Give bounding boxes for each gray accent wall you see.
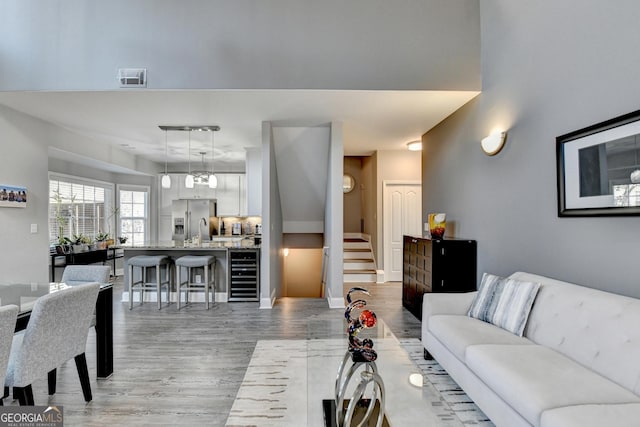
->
[421,0,640,297]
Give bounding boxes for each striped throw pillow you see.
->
[468,273,541,336]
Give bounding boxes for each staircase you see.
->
[343,233,381,283]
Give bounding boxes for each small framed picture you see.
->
[0,184,28,208]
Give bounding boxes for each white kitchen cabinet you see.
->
[245,148,262,216]
[177,175,216,200]
[216,174,244,216]
[158,214,172,242]
[239,174,247,216]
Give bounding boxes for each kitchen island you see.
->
[117,237,260,303]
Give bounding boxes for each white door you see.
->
[383,182,422,282]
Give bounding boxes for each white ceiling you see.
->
[0,89,479,169]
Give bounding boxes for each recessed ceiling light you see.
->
[407,140,422,151]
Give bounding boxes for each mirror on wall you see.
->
[343,174,356,193]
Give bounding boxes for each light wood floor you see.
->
[3,280,421,426]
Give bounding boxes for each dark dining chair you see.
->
[4,282,99,405]
[0,305,19,406]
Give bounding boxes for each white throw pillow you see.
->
[468,273,541,336]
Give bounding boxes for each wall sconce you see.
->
[406,140,422,151]
[481,131,507,156]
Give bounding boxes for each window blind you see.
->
[49,178,113,244]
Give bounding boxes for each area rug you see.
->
[399,339,494,426]
[225,339,494,427]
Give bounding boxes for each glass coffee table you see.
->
[306,320,463,427]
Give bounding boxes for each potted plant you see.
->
[95,232,109,249]
[118,236,128,245]
[71,234,85,253]
[81,234,94,251]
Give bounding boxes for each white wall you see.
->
[272,126,330,233]
[0,106,52,283]
[421,0,640,297]
[325,122,344,308]
[0,0,480,92]
[260,122,283,308]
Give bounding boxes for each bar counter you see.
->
[116,238,261,303]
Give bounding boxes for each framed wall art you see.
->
[0,184,27,208]
[557,110,640,216]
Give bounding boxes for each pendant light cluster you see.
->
[161,129,171,189]
[158,125,220,190]
[208,130,218,189]
[185,130,194,188]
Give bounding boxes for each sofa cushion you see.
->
[429,315,533,362]
[468,273,540,336]
[466,344,640,426]
[540,403,640,427]
[511,272,640,396]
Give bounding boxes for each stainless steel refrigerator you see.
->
[171,199,217,242]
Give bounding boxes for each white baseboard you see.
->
[259,298,273,309]
[259,288,276,309]
[327,297,345,308]
[325,287,345,309]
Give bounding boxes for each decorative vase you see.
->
[428,213,446,239]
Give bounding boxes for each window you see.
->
[49,176,114,245]
[613,183,640,207]
[119,187,149,246]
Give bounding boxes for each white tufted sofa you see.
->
[422,272,640,427]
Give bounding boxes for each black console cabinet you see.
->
[402,236,477,320]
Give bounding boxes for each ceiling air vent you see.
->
[118,68,147,88]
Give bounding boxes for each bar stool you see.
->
[175,255,216,310]
[128,255,173,310]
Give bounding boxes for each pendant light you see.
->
[161,129,171,189]
[208,129,218,189]
[185,130,195,188]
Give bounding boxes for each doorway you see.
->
[383,181,422,282]
[282,233,324,297]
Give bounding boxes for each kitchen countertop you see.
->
[113,238,260,250]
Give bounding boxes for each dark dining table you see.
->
[0,282,113,379]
